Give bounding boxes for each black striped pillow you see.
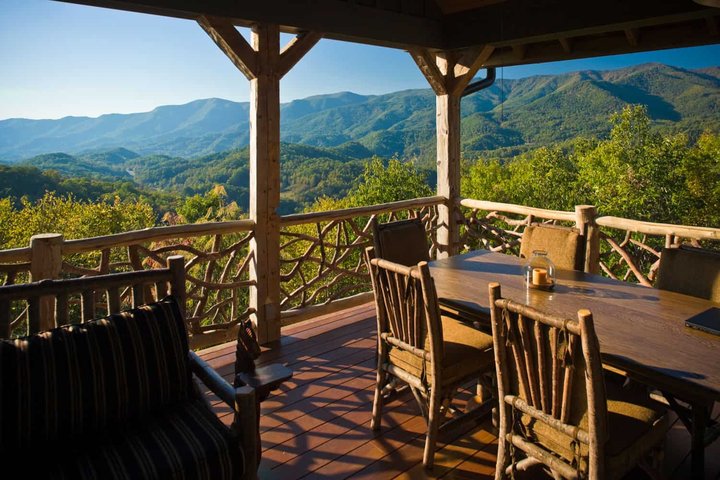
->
[0,296,192,451]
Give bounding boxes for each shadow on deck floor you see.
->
[197,303,720,479]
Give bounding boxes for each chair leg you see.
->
[371,366,387,431]
[423,387,442,470]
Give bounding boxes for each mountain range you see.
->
[1,63,718,165]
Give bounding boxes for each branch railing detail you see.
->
[595,216,720,286]
[0,221,255,349]
[2,196,719,345]
[457,198,720,286]
[279,196,443,324]
[456,199,583,256]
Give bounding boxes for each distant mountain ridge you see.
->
[1,63,718,163]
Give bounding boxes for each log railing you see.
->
[596,216,720,286]
[2,196,719,347]
[457,198,720,285]
[279,196,444,325]
[0,220,255,349]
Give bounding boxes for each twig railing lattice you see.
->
[596,216,720,286]
[279,196,443,324]
[0,221,255,349]
[456,199,580,255]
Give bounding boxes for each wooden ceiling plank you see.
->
[56,0,444,50]
[558,37,573,53]
[625,28,640,47]
[707,17,719,36]
[278,31,323,78]
[198,15,258,80]
[445,0,716,50]
[482,18,720,68]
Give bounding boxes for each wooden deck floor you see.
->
[197,303,720,480]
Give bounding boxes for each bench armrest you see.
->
[189,351,236,406]
[189,351,258,477]
[235,363,293,402]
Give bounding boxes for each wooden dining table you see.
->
[429,249,720,479]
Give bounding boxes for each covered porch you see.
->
[2,1,720,479]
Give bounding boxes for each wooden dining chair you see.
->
[656,245,720,302]
[489,282,670,479]
[371,217,430,266]
[367,247,495,469]
[520,224,585,271]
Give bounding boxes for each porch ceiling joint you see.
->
[278,31,323,78]
[198,15,259,80]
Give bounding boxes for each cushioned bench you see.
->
[0,256,258,479]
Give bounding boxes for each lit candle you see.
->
[532,267,549,285]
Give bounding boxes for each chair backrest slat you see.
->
[534,320,550,413]
[108,287,121,314]
[0,301,9,338]
[81,289,95,322]
[56,293,69,326]
[28,296,41,334]
[490,283,607,479]
[132,283,144,308]
[0,256,185,338]
[367,248,441,355]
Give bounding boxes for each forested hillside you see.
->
[1,64,718,164]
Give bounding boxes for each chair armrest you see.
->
[189,351,259,476]
[189,351,236,407]
[235,363,293,402]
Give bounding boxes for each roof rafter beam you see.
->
[55,0,444,49]
[278,31,323,78]
[198,15,258,80]
[444,0,717,49]
[410,45,494,97]
[480,17,720,68]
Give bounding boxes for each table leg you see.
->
[690,403,708,480]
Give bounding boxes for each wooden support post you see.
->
[575,205,600,274]
[410,45,493,258]
[249,23,282,344]
[436,92,462,258]
[30,233,63,331]
[199,16,321,343]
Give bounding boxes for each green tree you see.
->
[344,157,433,207]
[575,105,689,222]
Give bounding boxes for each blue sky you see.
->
[1,0,719,120]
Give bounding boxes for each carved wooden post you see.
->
[410,46,494,258]
[30,233,63,331]
[199,16,320,343]
[575,205,600,274]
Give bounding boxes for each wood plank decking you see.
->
[197,303,720,479]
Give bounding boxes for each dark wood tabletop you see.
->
[430,250,720,404]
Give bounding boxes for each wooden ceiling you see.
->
[56,0,719,66]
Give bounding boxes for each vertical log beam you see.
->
[30,233,63,331]
[436,92,462,258]
[199,17,320,343]
[411,45,493,258]
[250,23,282,344]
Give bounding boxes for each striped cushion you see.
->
[17,399,240,480]
[0,296,191,451]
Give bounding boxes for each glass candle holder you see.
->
[524,250,556,291]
